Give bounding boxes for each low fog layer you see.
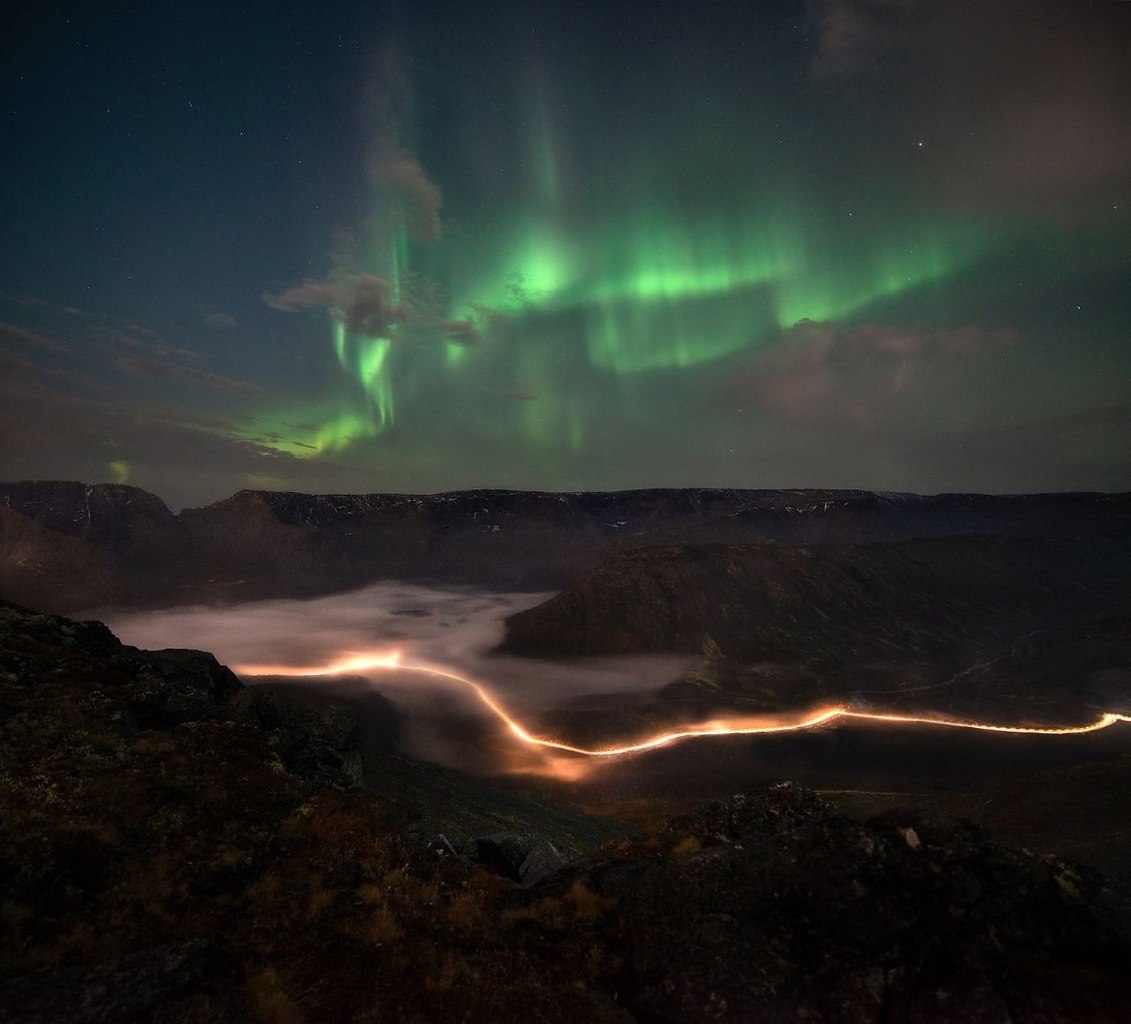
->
[100,582,1131,793]
[102,583,694,774]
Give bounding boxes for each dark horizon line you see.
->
[3,476,1129,516]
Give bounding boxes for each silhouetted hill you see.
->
[501,535,1131,663]
[2,480,1129,610]
[0,507,120,612]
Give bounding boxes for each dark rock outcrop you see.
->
[474,832,572,884]
[112,648,241,730]
[0,602,240,733]
[545,783,1131,1022]
[517,840,571,885]
[0,601,361,788]
[233,687,365,788]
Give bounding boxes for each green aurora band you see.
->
[244,61,1016,464]
[250,209,997,457]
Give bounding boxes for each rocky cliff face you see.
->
[0,480,179,555]
[2,480,1130,610]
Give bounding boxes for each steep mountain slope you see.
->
[0,506,119,612]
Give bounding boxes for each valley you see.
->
[3,481,1131,1020]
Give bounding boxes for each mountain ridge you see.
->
[3,480,1129,612]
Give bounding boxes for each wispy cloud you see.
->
[100,326,200,363]
[0,321,68,353]
[742,319,1019,432]
[203,311,240,330]
[265,273,405,337]
[264,272,478,345]
[363,43,444,246]
[115,353,263,396]
[0,367,330,510]
[808,0,1131,214]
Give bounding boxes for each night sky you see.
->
[2,1,1129,510]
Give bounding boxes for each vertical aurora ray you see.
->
[332,319,347,367]
[357,336,395,429]
[523,65,562,212]
[312,205,413,447]
[389,228,408,303]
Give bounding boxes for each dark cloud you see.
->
[439,317,480,346]
[932,3,1131,214]
[126,324,165,344]
[115,354,263,396]
[264,272,478,345]
[0,303,258,405]
[809,0,1131,213]
[0,294,204,366]
[0,372,334,511]
[0,337,110,395]
[264,273,406,337]
[910,404,1131,495]
[0,348,36,381]
[742,320,1019,433]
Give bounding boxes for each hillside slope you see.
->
[501,535,1131,663]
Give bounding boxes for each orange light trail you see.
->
[236,650,1131,762]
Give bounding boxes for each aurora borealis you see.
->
[2,1,1130,508]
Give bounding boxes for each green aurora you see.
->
[7,0,1117,505]
[231,10,1083,471]
[246,136,1008,460]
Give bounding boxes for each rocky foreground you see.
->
[2,602,1131,1022]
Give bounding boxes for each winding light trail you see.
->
[235,649,1131,762]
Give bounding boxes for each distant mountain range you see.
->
[2,480,1128,612]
